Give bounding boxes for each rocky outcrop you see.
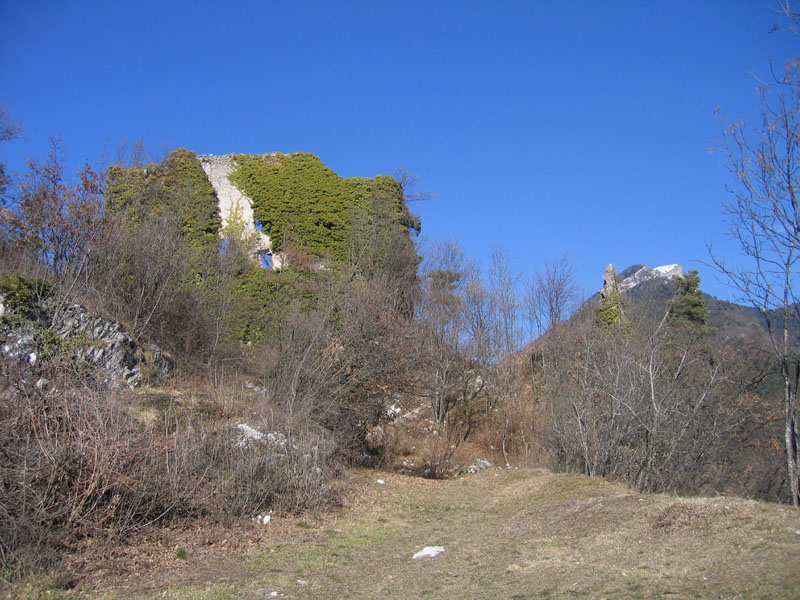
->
[600,264,619,300]
[51,301,173,387]
[1,297,173,389]
[462,458,494,475]
[199,154,280,268]
[231,423,290,451]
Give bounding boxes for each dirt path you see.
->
[14,467,800,599]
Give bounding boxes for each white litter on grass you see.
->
[795,530,800,535]
[376,479,386,485]
[412,546,445,559]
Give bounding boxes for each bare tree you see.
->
[416,240,476,427]
[711,58,800,505]
[391,168,434,204]
[0,105,22,143]
[771,1,800,38]
[523,253,581,339]
[486,247,523,464]
[1,136,104,311]
[0,105,22,208]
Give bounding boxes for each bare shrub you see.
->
[0,361,200,576]
[198,421,338,517]
[416,418,470,479]
[536,309,746,495]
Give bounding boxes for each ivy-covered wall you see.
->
[228,153,420,263]
[105,149,221,252]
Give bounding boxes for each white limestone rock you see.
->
[199,154,280,267]
[463,458,494,475]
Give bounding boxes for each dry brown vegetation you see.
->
[0,364,344,579]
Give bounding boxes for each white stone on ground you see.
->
[412,546,445,559]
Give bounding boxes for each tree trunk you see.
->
[785,374,799,506]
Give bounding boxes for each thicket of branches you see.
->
[534,287,744,494]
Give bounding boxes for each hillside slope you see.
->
[24,467,800,599]
[588,263,800,349]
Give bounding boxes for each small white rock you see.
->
[253,513,271,525]
[412,546,445,559]
[376,479,385,485]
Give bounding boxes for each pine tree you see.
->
[667,270,708,330]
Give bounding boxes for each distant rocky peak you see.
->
[619,264,683,292]
[600,263,683,294]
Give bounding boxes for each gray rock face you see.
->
[600,264,619,300]
[1,297,173,388]
[231,423,290,451]
[1,331,39,366]
[50,301,173,388]
[463,458,494,474]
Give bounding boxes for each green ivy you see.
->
[228,153,419,263]
[105,148,221,253]
[231,268,325,343]
[104,150,421,344]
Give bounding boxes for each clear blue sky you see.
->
[1,1,797,301]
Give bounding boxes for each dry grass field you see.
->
[7,466,800,599]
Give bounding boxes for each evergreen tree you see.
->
[668,270,708,329]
